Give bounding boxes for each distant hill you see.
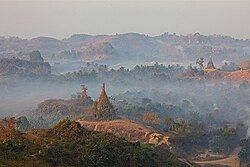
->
[0,57,51,76]
[0,33,250,67]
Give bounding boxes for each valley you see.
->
[0,35,249,167]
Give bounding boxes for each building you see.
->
[78,85,93,105]
[80,85,89,101]
[206,56,216,69]
[93,83,116,119]
[97,83,110,111]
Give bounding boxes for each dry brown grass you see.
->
[77,119,171,146]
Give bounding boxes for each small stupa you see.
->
[206,56,216,70]
[81,85,88,101]
[79,85,93,105]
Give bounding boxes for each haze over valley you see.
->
[1,1,250,166]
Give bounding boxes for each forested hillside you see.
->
[0,33,249,67]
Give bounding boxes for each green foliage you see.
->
[1,119,185,167]
[0,56,51,77]
[29,99,87,128]
[58,63,184,83]
[0,139,25,152]
[238,137,250,162]
[113,88,247,154]
[94,101,117,120]
[208,126,239,152]
[29,50,44,62]
[220,62,239,72]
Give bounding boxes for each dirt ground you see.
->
[194,148,241,167]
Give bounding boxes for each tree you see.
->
[220,61,239,72]
[209,126,239,152]
[239,137,250,162]
[142,98,152,106]
[29,50,44,62]
[236,123,248,138]
[165,117,175,131]
[239,80,249,91]
[174,118,192,136]
[165,117,191,136]
[142,112,160,125]
[16,116,31,132]
[0,117,21,142]
[196,57,204,69]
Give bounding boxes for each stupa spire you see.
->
[81,85,88,100]
[98,83,109,105]
[93,83,116,119]
[206,56,216,69]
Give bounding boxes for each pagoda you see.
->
[206,56,216,69]
[79,85,93,105]
[97,83,110,110]
[93,83,116,119]
[81,85,88,101]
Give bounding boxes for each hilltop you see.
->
[77,119,171,146]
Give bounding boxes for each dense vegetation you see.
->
[27,99,90,128]
[0,118,189,167]
[111,87,249,156]
[238,137,250,162]
[16,73,249,158]
[56,62,185,84]
[0,53,249,165]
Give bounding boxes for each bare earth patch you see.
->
[77,119,170,146]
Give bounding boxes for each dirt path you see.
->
[194,148,241,167]
[194,155,240,167]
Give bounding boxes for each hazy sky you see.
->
[0,0,250,39]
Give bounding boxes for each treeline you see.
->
[239,137,250,162]
[57,62,185,84]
